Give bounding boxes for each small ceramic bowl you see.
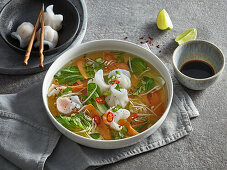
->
[172,40,225,90]
[0,0,80,56]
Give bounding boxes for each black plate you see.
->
[0,0,80,56]
[0,0,87,74]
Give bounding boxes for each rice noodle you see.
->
[128,57,133,73]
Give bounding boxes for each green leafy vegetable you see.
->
[128,57,147,74]
[118,131,125,138]
[103,91,111,96]
[122,125,128,132]
[57,87,73,97]
[56,113,91,131]
[135,124,147,133]
[134,117,147,123]
[133,76,155,95]
[90,133,100,139]
[115,84,122,91]
[112,106,122,112]
[85,58,106,78]
[86,83,108,115]
[116,56,124,63]
[54,66,84,85]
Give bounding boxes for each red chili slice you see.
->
[130,113,138,120]
[94,115,101,125]
[95,97,105,104]
[104,68,110,72]
[107,112,114,122]
[112,80,120,85]
[129,89,134,94]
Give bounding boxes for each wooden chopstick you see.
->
[39,3,44,68]
[24,5,43,66]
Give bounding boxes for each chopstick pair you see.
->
[24,3,44,68]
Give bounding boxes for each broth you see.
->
[47,51,168,140]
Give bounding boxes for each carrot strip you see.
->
[69,84,84,92]
[85,104,111,140]
[118,119,139,136]
[76,58,88,79]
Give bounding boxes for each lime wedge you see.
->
[175,28,197,45]
[157,9,173,30]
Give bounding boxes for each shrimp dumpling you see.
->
[44,5,63,31]
[105,84,129,108]
[11,22,34,48]
[88,69,110,94]
[34,26,58,49]
[108,69,131,89]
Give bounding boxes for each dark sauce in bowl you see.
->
[180,60,215,79]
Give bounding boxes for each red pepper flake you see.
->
[129,89,134,94]
[94,115,101,125]
[146,40,149,43]
[112,80,120,85]
[130,113,138,120]
[106,112,114,122]
[152,44,154,46]
[140,36,145,39]
[140,41,145,44]
[149,36,154,40]
[124,36,128,40]
[159,50,161,53]
[95,97,105,104]
[156,45,160,48]
[148,40,152,45]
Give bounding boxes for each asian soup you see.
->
[47,51,167,140]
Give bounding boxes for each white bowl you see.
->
[42,39,173,149]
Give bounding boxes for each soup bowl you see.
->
[42,39,173,149]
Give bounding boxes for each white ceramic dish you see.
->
[42,39,173,149]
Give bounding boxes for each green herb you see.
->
[95,58,104,63]
[119,131,125,138]
[103,91,111,96]
[134,117,147,123]
[133,76,155,95]
[122,125,128,132]
[56,113,91,131]
[112,106,122,112]
[57,87,73,97]
[90,133,100,139]
[115,84,122,91]
[135,124,147,133]
[116,56,124,63]
[115,70,120,75]
[54,66,84,85]
[128,57,147,74]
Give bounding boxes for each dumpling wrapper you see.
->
[88,69,110,94]
[11,22,34,48]
[44,5,63,31]
[105,84,129,108]
[34,26,58,49]
[108,69,131,89]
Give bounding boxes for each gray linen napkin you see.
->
[0,80,199,170]
[0,41,199,170]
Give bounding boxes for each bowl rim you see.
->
[42,39,173,144]
[172,39,225,81]
[0,0,80,54]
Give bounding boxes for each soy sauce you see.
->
[180,60,214,79]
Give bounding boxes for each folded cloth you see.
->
[0,80,199,170]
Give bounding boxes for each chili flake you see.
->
[112,80,120,85]
[130,113,138,120]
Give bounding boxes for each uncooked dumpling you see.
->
[34,26,58,49]
[44,5,63,31]
[11,22,34,48]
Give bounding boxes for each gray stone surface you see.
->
[0,0,226,169]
